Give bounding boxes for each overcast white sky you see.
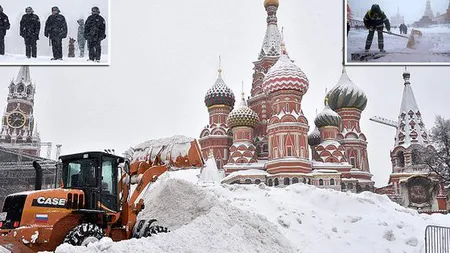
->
[0,0,109,56]
[0,0,448,187]
[349,0,450,24]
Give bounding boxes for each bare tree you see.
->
[421,116,450,183]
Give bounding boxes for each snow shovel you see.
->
[382,29,422,49]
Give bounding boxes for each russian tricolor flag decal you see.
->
[35,214,48,223]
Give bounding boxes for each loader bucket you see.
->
[407,29,423,49]
[0,236,35,253]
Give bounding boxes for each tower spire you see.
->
[395,70,428,147]
[15,66,31,84]
[218,55,222,76]
[240,81,246,106]
[259,0,282,59]
[280,27,288,55]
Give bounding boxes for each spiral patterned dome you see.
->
[314,101,341,128]
[327,68,367,111]
[308,126,321,146]
[205,70,235,108]
[264,0,279,8]
[227,98,259,129]
[262,54,309,95]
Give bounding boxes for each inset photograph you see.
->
[0,0,109,65]
[346,0,450,65]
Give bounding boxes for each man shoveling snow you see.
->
[364,4,391,53]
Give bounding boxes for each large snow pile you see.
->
[55,169,450,253]
[347,26,450,63]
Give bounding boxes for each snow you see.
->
[222,169,268,182]
[197,156,221,185]
[31,231,39,244]
[347,26,450,64]
[54,169,450,253]
[129,135,196,165]
[0,54,109,66]
[0,247,9,253]
[260,24,282,58]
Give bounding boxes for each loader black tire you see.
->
[133,219,170,238]
[63,223,105,246]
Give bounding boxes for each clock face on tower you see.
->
[7,111,26,128]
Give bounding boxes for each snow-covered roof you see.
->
[263,54,309,95]
[311,169,340,174]
[308,126,321,146]
[205,69,235,108]
[327,67,367,111]
[394,71,429,148]
[314,103,341,128]
[317,139,341,148]
[14,66,33,86]
[227,96,259,128]
[259,22,282,59]
[222,169,269,182]
[312,161,352,168]
[223,160,266,170]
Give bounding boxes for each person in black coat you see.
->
[363,4,390,52]
[44,6,68,60]
[20,7,41,58]
[84,6,106,62]
[0,5,11,55]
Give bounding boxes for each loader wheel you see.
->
[63,223,104,246]
[132,219,170,238]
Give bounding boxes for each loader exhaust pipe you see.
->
[33,161,43,190]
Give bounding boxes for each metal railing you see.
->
[425,225,450,253]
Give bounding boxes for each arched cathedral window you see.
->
[411,149,421,165]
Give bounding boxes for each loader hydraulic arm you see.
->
[120,147,168,236]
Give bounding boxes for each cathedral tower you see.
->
[247,0,283,160]
[199,66,235,168]
[224,92,259,175]
[327,68,371,181]
[263,50,311,174]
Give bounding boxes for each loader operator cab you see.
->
[61,152,125,212]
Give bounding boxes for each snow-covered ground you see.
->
[0,54,109,66]
[47,169,450,253]
[347,26,450,63]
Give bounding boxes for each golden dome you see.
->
[264,0,279,8]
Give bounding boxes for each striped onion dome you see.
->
[264,0,279,8]
[308,126,321,146]
[227,96,259,129]
[262,54,309,95]
[314,99,341,128]
[327,68,367,111]
[205,69,235,108]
